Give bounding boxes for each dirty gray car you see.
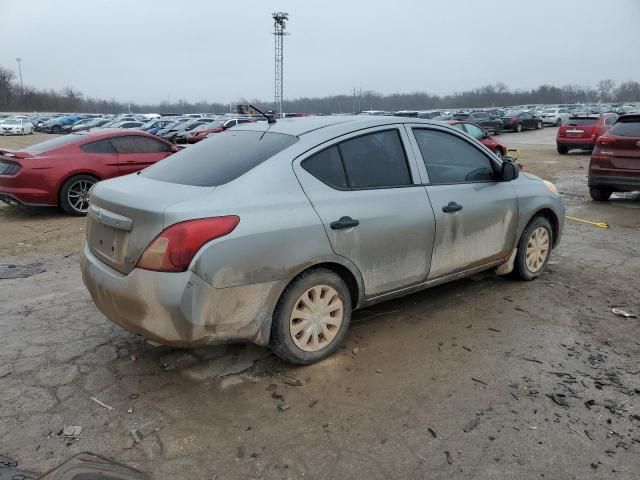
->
[80,116,565,364]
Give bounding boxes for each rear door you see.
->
[407,126,518,279]
[293,127,436,296]
[111,135,173,175]
[521,112,535,128]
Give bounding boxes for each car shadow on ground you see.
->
[0,205,67,220]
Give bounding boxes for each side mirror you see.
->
[501,161,519,181]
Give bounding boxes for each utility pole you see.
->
[272,12,289,119]
[15,58,23,94]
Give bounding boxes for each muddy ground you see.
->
[0,128,639,479]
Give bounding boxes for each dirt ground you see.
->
[1,128,639,479]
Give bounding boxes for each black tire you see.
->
[557,145,568,155]
[494,125,503,135]
[270,268,352,365]
[589,186,612,202]
[536,120,542,129]
[52,125,62,134]
[515,123,522,132]
[513,216,553,281]
[59,174,98,216]
[555,118,562,127]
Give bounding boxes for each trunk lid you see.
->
[559,117,598,139]
[86,174,215,274]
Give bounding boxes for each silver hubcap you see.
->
[525,227,550,273]
[495,150,502,158]
[289,285,343,352]
[67,180,93,213]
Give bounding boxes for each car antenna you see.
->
[250,104,276,124]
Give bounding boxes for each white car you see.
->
[0,118,34,135]
[540,108,571,126]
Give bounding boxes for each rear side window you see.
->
[413,129,494,184]
[111,135,171,153]
[302,146,347,189]
[81,139,115,154]
[338,130,412,188]
[142,130,298,186]
[566,118,597,126]
[609,120,640,137]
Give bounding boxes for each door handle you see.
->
[330,216,360,230]
[442,202,463,213]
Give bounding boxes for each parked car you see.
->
[447,121,508,157]
[80,116,564,365]
[160,118,216,143]
[41,114,80,134]
[450,112,504,134]
[71,118,112,132]
[501,111,543,132]
[0,118,34,135]
[556,114,617,154]
[588,114,640,201]
[188,118,256,143]
[540,108,571,126]
[141,119,175,135]
[0,129,178,215]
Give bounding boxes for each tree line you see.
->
[1,64,639,114]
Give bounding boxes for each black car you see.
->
[160,119,215,143]
[501,111,543,132]
[450,111,504,134]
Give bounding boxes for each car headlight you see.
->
[543,180,559,196]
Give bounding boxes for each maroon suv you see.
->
[588,114,640,201]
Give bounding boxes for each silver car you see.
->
[80,116,565,364]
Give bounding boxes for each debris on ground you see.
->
[90,396,114,411]
[547,393,570,407]
[428,427,437,439]
[611,307,637,319]
[62,426,83,438]
[308,400,318,408]
[0,264,46,279]
[277,404,290,412]
[0,455,17,468]
[463,418,479,432]
[281,376,303,387]
[444,451,453,465]
[129,429,143,444]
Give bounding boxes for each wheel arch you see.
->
[530,207,560,248]
[57,171,102,205]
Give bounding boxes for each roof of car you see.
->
[234,115,442,137]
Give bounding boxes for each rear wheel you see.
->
[557,145,568,155]
[495,149,503,158]
[514,216,553,281]
[270,268,352,365]
[515,123,522,132]
[555,118,562,127]
[589,186,612,201]
[59,174,98,216]
[52,125,62,134]
[536,121,543,129]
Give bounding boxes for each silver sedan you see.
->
[80,116,564,364]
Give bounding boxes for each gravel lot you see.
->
[1,128,639,479]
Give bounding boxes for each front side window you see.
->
[111,135,171,153]
[338,130,412,188]
[413,129,495,184]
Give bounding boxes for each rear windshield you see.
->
[608,121,640,137]
[142,130,298,186]
[566,118,597,126]
[23,134,85,153]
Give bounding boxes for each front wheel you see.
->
[555,118,562,127]
[536,121,542,129]
[589,186,612,201]
[557,145,568,155]
[513,216,553,281]
[515,123,522,132]
[495,149,503,158]
[270,268,352,365]
[52,125,62,134]
[59,174,98,216]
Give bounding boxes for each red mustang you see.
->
[0,129,178,215]
[447,120,508,157]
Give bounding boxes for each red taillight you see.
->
[136,216,240,272]
[597,136,615,145]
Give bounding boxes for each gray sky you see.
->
[2,0,639,104]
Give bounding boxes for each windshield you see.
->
[4,119,19,125]
[142,130,298,186]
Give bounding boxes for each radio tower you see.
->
[272,12,289,119]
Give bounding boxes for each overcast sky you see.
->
[2,0,639,105]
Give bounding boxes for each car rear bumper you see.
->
[80,243,277,347]
[588,173,640,191]
[0,180,57,206]
[556,139,595,150]
[541,117,560,124]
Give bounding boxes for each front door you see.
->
[294,127,436,296]
[111,135,173,175]
[408,126,519,279]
